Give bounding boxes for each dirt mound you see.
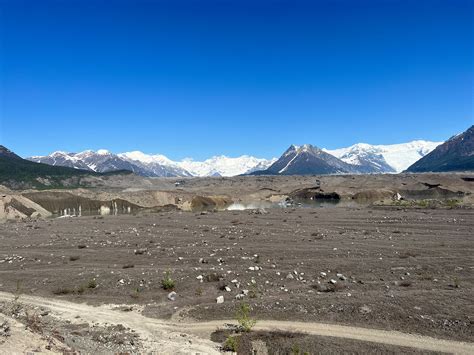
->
[289,187,341,200]
[189,195,232,211]
[351,189,396,202]
[400,186,466,200]
[0,195,52,221]
[23,191,142,215]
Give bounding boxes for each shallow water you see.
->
[224,199,344,211]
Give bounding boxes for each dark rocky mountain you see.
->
[253,144,361,175]
[405,125,474,172]
[0,145,22,160]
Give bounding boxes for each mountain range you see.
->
[405,125,474,172]
[0,145,128,190]
[28,140,442,177]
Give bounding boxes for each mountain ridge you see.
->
[26,139,443,177]
[405,126,474,172]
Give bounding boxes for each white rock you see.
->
[225,286,231,292]
[216,295,224,304]
[167,291,177,301]
[329,279,337,284]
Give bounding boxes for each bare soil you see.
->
[0,174,473,353]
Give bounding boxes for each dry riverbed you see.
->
[0,203,473,353]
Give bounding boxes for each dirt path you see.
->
[0,291,473,354]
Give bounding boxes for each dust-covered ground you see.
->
[0,174,473,353]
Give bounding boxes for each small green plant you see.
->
[249,283,258,299]
[235,303,256,332]
[13,281,22,302]
[130,288,141,299]
[87,279,97,289]
[223,335,238,352]
[446,199,459,208]
[292,344,301,355]
[161,271,175,290]
[52,287,75,295]
[454,277,460,288]
[195,286,203,296]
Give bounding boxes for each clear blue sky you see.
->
[0,0,472,160]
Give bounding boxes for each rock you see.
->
[134,248,147,255]
[329,279,337,284]
[337,273,347,281]
[235,294,244,300]
[242,289,249,296]
[320,272,327,278]
[216,295,224,304]
[359,305,372,314]
[286,273,295,279]
[167,291,177,301]
[196,275,203,282]
[225,286,231,292]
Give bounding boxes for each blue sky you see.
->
[0,0,472,160]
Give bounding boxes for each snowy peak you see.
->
[325,140,441,173]
[28,150,276,177]
[28,150,190,177]
[257,144,359,175]
[176,155,276,177]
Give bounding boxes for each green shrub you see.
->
[223,335,238,352]
[88,279,97,289]
[161,271,175,290]
[236,303,256,332]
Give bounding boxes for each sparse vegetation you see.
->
[223,335,238,352]
[161,271,175,290]
[53,287,75,295]
[236,303,256,332]
[88,279,98,289]
[195,286,203,296]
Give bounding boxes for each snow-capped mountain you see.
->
[29,150,190,177]
[118,151,193,177]
[176,155,277,177]
[27,139,443,177]
[29,150,276,177]
[324,140,441,173]
[254,144,360,175]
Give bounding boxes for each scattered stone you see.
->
[0,321,10,338]
[134,248,147,255]
[167,291,177,301]
[216,295,224,304]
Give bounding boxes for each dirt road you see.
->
[1,291,473,354]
